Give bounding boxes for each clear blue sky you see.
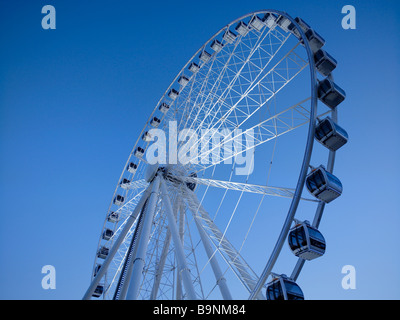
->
[0,0,399,299]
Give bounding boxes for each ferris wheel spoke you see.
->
[177,32,296,139]
[181,176,317,202]
[173,27,267,131]
[182,187,265,299]
[174,26,290,143]
[123,179,149,191]
[183,97,311,174]
[181,47,308,168]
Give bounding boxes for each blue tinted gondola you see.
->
[178,75,190,86]
[127,162,137,173]
[304,28,325,52]
[188,62,200,73]
[306,166,342,203]
[107,211,119,223]
[199,50,212,63]
[97,246,109,259]
[134,147,145,158]
[289,17,310,40]
[249,15,265,32]
[223,30,237,44]
[168,88,179,100]
[266,274,304,300]
[120,178,131,189]
[295,17,311,33]
[210,39,223,52]
[150,117,161,128]
[142,131,152,142]
[92,285,104,298]
[315,117,348,151]
[314,49,337,76]
[102,228,114,241]
[318,78,346,109]
[276,15,293,32]
[235,21,250,36]
[186,172,197,191]
[159,102,170,113]
[114,195,125,206]
[93,264,102,277]
[288,221,326,260]
[263,13,277,28]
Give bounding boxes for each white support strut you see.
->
[160,178,198,300]
[126,175,161,300]
[193,215,233,300]
[82,183,152,300]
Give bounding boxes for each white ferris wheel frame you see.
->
[83,9,340,300]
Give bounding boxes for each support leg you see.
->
[126,176,161,300]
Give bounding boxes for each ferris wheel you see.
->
[83,9,348,300]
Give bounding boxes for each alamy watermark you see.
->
[41,5,56,30]
[144,121,255,176]
[341,265,356,290]
[41,265,56,290]
[341,5,356,30]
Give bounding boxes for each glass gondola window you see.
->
[288,225,307,252]
[210,39,223,52]
[335,125,349,139]
[318,78,346,109]
[315,118,333,141]
[325,171,342,188]
[266,276,304,300]
[249,15,264,32]
[308,228,326,250]
[284,282,304,300]
[92,285,104,298]
[315,117,349,151]
[306,169,324,191]
[266,280,284,300]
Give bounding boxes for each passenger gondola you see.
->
[249,15,264,32]
[188,62,200,73]
[107,211,119,223]
[304,28,325,52]
[127,162,137,174]
[235,21,250,36]
[134,146,145,158]
[288,220,326,260]
[223,30,237,44]
[150,117,161,128]
[276,15,293,33]
[263,13,277,28]
[159,102,170,113]
[186,172,197,191]
[142,131,152,142]
[93,264,102,277]
[210,39,223,52]
[314,49,337,76]
[168,88,179,100]
[102,228,114,241]
[120,178,131,189]
[199,50,212,63]
[114,194,125,206]
[92,285,104,298]
[306,166,342,203]
[178,75,190,86]
[266,274,304,300]
[318,78,346,109]
[315,117,348,151]
[97,246,109,259]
